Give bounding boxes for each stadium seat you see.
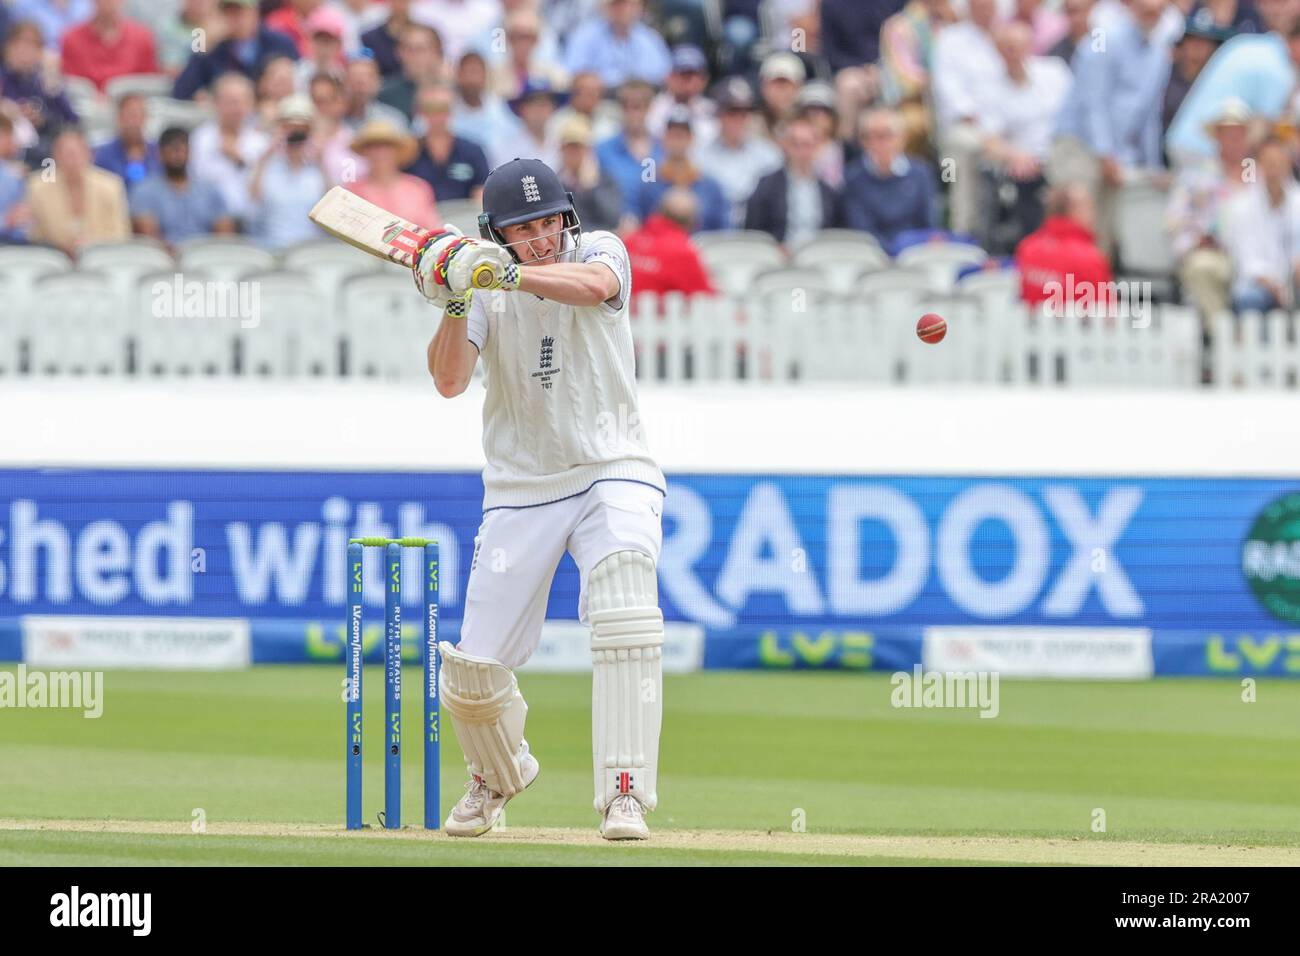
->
[0,247,75,344]
[60,75,101,117]
[131,269,239,377]
[1114,181,1176,278]
[438,199,483,237]
[957,267,1021,315]
[340,272,436,380]
[791,231,890,293]
[238,270,334,377]
[146,97,216,138]
[28,272,127,376]
[745,268,838,382]
[177,237,276,283]
[79,240,175,301]
[280,239,385,309]
[691,230,785,297]
[105,73,174,103]
[896,241,989,291]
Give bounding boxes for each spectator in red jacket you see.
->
[1014,183,1113,312]
[61,0,160,92]
[625,188,716,297]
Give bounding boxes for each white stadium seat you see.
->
[791,231,890,293]
[28,272,127,376]
[177,237,276,283]
[895,241,988,291]
[438,199,483,237]
[280,239,386,308]
[692,230,785,297]
[105,73,175,102]
[340,272,437,381]
[79,240,175,301]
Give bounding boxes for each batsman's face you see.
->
[502,214,563,263]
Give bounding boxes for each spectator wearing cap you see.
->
[2,21,79,155]
[190,73,270,225]
[26,128,129,254]
[412,0,502,63]
[596,78,663,212]
[795,82,845,188]
[1221,136,1300,312]
[696,76,782,226]
[1047,0,1094,65]
[405,81,489,202]
[348,119,441,226]
[821,0,908,73]
[7,0,92,53]
[309,72,366,184]
[564,0,671,87]
[173,0,299,101]
[842,107,937,251]
[1164,15,1229,137]
[130,126,234,246]
[1014,183,1113,307]
[634,108,727,232]
[1010,0,1067,55]
[60,0,159,93]
[0,114,31,243]
[745,115,842,248]
[93,92,161,194]
[157,0,223,79]
[488,79,560,168]
[1051,0,1174,256]
[450,50,519,151]
[548,70,619,144]
[378,24,446,121]
[248,94,329,249]
[490,6,569,101]
[931,0,1002,236]
[1186,0,1263,36]
[1166,4,1300,163]
[1166,98,1253,322]
[294,6,349,92]
[626,188,716,299]
[880,0,955,146]
[976,21,1071,253]
[266,0,327,58]
[556,114,624,231]
[647,45,717,144]
[758,52,805,137]
[360,0,422,77]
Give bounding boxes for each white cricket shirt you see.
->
[465,230,667,510]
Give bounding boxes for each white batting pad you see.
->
[439,641,532,796]
[588,550,664,812]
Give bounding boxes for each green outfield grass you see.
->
[1,666,1298,865]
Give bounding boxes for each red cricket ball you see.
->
[916,312,946,344]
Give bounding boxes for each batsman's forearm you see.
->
[429,312,477,397]
[515,262,619,307]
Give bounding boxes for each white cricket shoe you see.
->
[599,794,649,841]
[444,750,540,837]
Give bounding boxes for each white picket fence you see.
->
[0,239,1286,388]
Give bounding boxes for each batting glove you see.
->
[446,240,520,295]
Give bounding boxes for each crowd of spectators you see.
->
[0,0,1299,322]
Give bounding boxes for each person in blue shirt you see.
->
[173,0,299,101]
[595,78,663,212]
[404,82,489,203]
[842,106,938,252]
[563,0,672,87]
[92,93,160,195]
[633,107,728,232]
[130,127,235,246]
[1050,0,1174,254]
[0,114,29,243]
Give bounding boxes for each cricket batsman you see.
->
[416,158,665,840]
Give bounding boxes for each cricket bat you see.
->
[309,187,506,290]
[308,185,438,269]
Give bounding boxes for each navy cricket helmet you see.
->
[479,157,582,263]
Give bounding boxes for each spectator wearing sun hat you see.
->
[647,45,717,144]
[348,118,441,226]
